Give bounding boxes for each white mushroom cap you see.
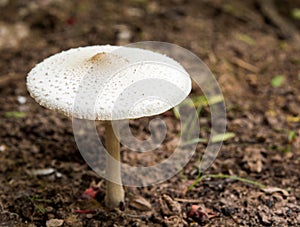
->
[27,45,191,120]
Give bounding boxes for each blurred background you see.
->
[0,0,300,226]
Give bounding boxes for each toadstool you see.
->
[27,45,192,209]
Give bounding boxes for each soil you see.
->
[0,0,300,226]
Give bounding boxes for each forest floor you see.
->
[0,0,300,226]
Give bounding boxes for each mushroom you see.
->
[27,45,192,209]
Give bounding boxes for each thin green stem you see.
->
[188,173,266,191]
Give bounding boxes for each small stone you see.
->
[0,144,6,152]
[46,219,64,227]
[29,168,56,176]
[55,172,63,178]
[17,96,27,104]
[86,214,93,219]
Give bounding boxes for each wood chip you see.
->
[129,195,152,211]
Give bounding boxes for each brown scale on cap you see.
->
[89,52,107,62]
[88,52,129,67]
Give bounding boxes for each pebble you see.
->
[0,144,6,152]
[29,168,56,176]
[46,219,64,227]
[17,96,27,105]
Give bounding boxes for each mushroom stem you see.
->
[104,121,124,208]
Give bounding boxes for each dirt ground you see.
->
[0,0,300,226]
